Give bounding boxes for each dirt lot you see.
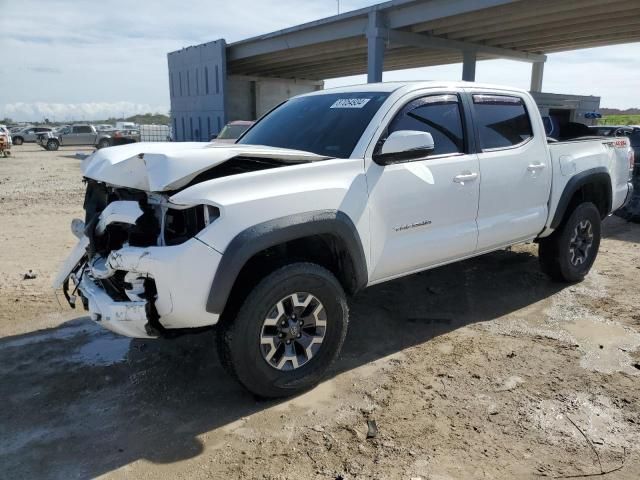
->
[1,144,639,479]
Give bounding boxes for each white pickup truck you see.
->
[54,81,634,397]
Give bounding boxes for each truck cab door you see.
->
[466,90,552,250]
[365,92,480,283]
[75,126,95,145]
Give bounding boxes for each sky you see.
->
[1,0,639,122]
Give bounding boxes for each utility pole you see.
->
[337,0,340,14]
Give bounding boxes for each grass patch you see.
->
[598,114,640,126]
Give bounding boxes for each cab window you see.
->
[385,94,465,156]
[473,94,533,150]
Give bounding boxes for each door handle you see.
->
[453,172,478,183]
[527,163,546,172]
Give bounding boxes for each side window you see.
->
[73,126,92,134]
[473,94,533,149]
[386,94,465,156]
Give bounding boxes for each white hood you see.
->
[81,142,329,192]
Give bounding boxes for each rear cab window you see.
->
[473,94,533,150]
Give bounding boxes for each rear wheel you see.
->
[98,138,111,149]
[13,136,23,145]
[539,202,601,282]
[217,262,348,398]
[46,140,59,151]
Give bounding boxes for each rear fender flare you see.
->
[550,167,612,229]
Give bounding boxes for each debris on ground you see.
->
[22,270,37,280]
[366,419,378,439]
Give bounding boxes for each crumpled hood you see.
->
[81,142,329,192]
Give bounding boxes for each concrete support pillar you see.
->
[462,50,476,82]
[367,11,385,83]
[530,61,544,92]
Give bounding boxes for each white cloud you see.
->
[2,102,168,122]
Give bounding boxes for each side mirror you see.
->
[373,130,435,165]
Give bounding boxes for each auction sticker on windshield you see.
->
[330,98,371,109]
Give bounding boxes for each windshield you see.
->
[218,124,251,140]
[238,91,390,158]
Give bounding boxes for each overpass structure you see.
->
[168,0,640,140]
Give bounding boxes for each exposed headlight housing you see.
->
[163,204,219,246]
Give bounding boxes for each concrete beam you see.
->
[367,11,386,83]
[530,61,544,92]
[462,50,476,81]
[227,0,518,62]
[457,2,639,42]
[383,28,546,63]
[427,0,624,37]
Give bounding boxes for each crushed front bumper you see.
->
[57,237,222,338]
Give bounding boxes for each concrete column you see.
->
[530,61,544,92]
[462,50,476,82]
[367,11,385,83]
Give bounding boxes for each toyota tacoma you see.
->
[54,82,634,397]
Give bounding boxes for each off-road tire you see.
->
[13,136,23,145]
[539,202,601,282]
[216,262,348,398]
[46,140,59,151]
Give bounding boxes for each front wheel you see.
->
[97,139,111,149]
[217,263,348,398]
[46,140,59,151]
[539,202,601,282]
[12,137,23,145]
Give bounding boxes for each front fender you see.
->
[204,210,368,314]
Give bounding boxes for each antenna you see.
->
[337,0,340,14]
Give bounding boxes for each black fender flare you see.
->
[205,210,368,314]
[550,167,612,229]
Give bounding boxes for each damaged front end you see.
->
[55,179,222,338]
[54,142,329,338]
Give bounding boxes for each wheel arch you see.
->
[206,210,367,316]
[550,167,612,229]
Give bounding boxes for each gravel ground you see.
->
[1,144,639,479]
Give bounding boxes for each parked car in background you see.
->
[12,126,54,145]
[95,124,115,132]
[37,125,112,151]
[111,129,140,146]
[116,121,137,130]
[210,120,254,143]
[54,81,634,397]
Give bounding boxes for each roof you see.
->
[226,0,640,79]
[299,80,528,96]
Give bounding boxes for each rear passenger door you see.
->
[66,126,92,145]
[468,91,552,250]
[75,126,96,145]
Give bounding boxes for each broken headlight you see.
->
[163,204,219,246]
